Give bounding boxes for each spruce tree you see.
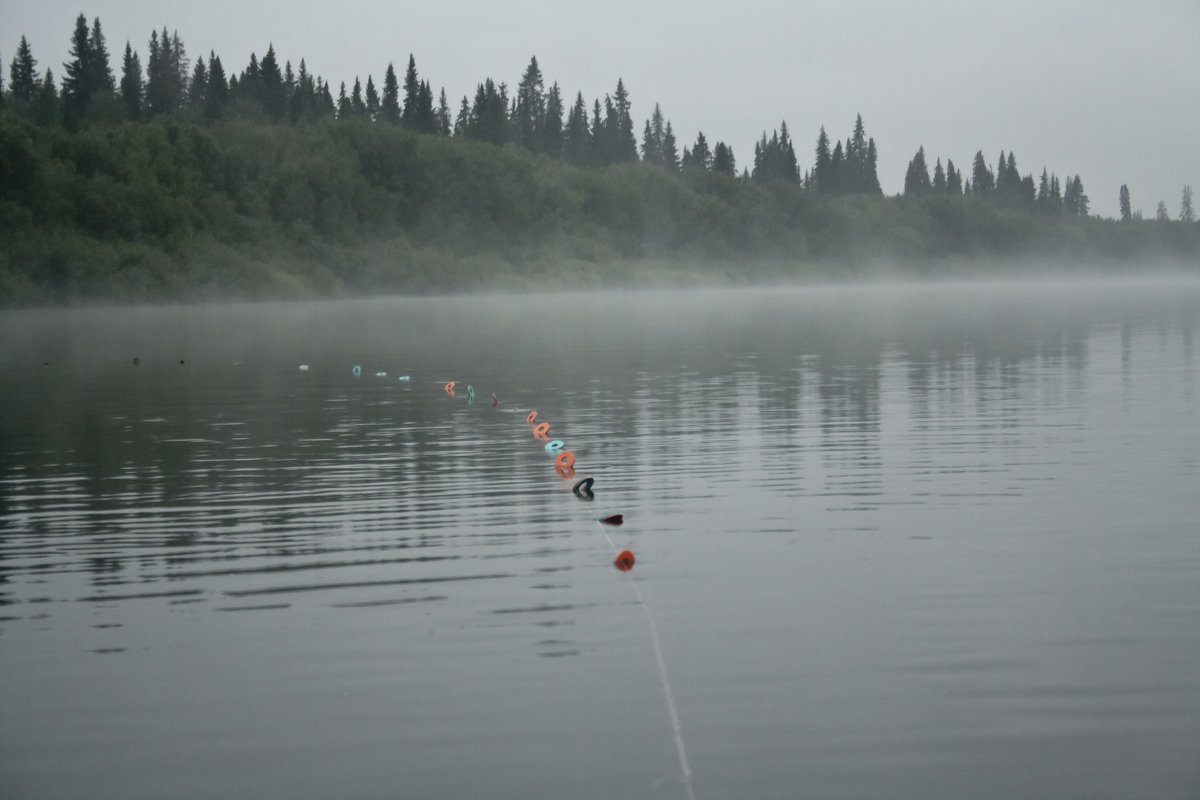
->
[401,55,420,127]
[932,158,946,192]
[1063,175,1089,216]
[61,14,94,129]
[365,74,379,120]
[563,92,590,166]
[188,58,207,118]
[1119,184,1132,221]
[641,103,665,165]
[687,132,712,171]
[414,80,437,132]
[454,95,470,136]
[34,69,59,127]
[260,45,285,122]
[814,126,832,193]
[1156,201,1170,221]
[468,78,509,144]
[971,151,994,196]
[205,52,227,121]
[437,88,452,136]
[514,56,545,152]
[662,122,679,170]
[946,159,962,194]
[9,35,39,103]
[611,79,637,162]
[382,63,400,122]
[89,17,115,93]
[712,142,736,176]
[865,138,881,194]
[119,42,142,121]
[350,77,364,118]
[829,140,845,194]
[1182,185,1195,223]
[903,146,932,195]
[542,82,563,156]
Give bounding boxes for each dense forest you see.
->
[1,15,1197,306]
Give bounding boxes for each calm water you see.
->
[2,280,1198,800]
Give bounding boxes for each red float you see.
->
[614,550,635,571]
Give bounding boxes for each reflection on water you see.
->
[2,280,1199,800]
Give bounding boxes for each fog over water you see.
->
[1,279,1198,799]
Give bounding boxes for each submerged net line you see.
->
[433,377,695,798]
[596,520,696,800]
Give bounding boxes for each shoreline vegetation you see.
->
[2,15,1198,308]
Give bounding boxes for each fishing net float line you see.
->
[365,364,694,799]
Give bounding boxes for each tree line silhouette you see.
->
[1,15,1196,305]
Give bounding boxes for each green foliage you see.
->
[2,16,1197,306]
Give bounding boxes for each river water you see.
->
[2,280,1198,800]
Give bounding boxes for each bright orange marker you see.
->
[614,550,635,571]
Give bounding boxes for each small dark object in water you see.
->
[600,514,624,525]
[133,357,140,367]
[572,476,595,499]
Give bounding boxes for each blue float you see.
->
[545,439,565,453]
[352,365,362,377]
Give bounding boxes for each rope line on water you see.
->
[345,368,694,797]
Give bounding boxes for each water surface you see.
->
[2,280,1198,799]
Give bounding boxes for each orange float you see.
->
[554,450,575,470]
[614,550,635,571]
[526,410,537,424]
[444,381,455,395]
[533,422,550,438]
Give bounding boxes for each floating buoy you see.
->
[573,476,595,499]
[375,371,387,377]
[132,357,140,367]
[398,375,411,382]
[467,385,475,402]
[299,364,310,371]
[545,439,565,454]
[555,450,575,469]
[353,365,362,377]
[526,411,537,424]
[444,381,455,395]
[614,550,635,571]
[600,514,624,525]
[533,422,550,438]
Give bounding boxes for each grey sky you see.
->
[4,0,1198,218]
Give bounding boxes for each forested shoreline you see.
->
[2,15,1197,307]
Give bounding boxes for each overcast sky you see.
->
[4,0,1198,218]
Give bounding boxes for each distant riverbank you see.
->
[2,114,1197,308]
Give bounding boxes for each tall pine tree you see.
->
[381,63,400,122]
[9,36,39,103]
[119,41,142,120]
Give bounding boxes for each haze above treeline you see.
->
[1,14,1197,306]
